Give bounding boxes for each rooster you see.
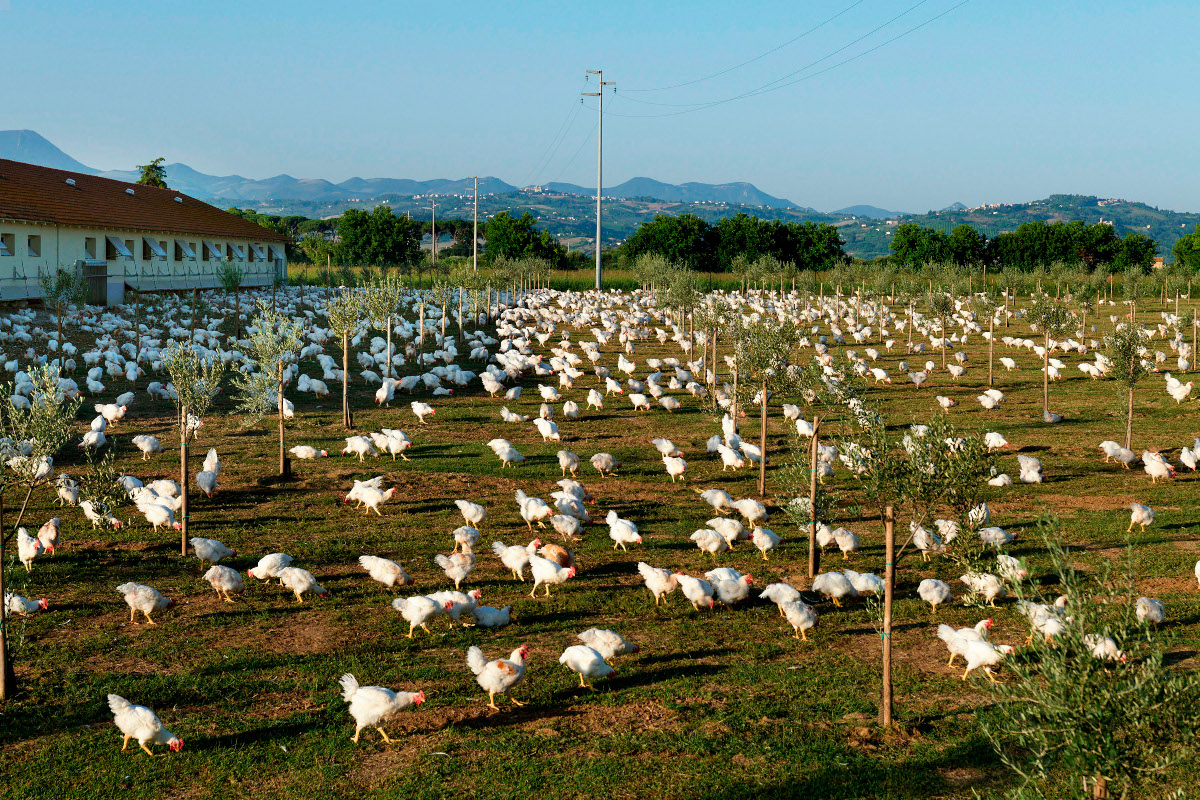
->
[107,694,183,756]
[339,673,424,744]
[467,644,529,711]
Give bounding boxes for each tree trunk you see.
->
[757,379,767,498]
[1091,776,1109,799]
[880,504,895,727]
[807,417,822,579]
[0,495,12,700]
[940,313,947,368]
[988,314,994,387]
[235,286,241,340]
[179,426,189,557]
[385,314,393,380]
[278,363,290,479]
[1042,335,1050,419]
[342,331,353,430]
[1124,386,1134,450]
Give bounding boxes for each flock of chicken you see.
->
[3,282,1198,754]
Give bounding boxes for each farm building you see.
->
[0,158,289,306]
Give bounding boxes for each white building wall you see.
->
[0,219,285,306]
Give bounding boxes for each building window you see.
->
[85,237,97,259]
[0,233,13,257]
[174,239,197,261]
[27,235,41,258]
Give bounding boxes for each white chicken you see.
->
[107,694,183,756]
[605,511,641,551]
[116,582,175,625]
[339,673,424,744]
[780,600,819,640]
[190,536,235,567]
[247,553,293,582]
[358,555,414,588]
[278,567,329,603]
[637,562,678,606]
[559,645,615,687]
[528,554,575,597]
[917,578,953,613]
[577,628,639,662]
[492,539,541,581]
[467,644,529,710]
[675,573,715,610]
[203,565,245,603]
[392,595,451,637]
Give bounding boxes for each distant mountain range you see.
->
[0,129,804,209]
[833,204,906,219]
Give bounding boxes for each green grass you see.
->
[1,289,1198,799]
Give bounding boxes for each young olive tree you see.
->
[1026,296,1077,422]
[732,314,800,497]
[326,290,366,429]
[983,528,1200,799]
[362,274,404,379]
[0,365,82,699]
[163,342,227,552]
[217,262,247,340]
[1104,324,1150,450]
[929,292,955,369]
[233,302,304,478]
[39,266,89,358]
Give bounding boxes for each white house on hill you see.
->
[0,158,289,306]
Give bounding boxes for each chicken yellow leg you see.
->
[376,727,393,744]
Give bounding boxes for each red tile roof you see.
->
[0,159,289,242]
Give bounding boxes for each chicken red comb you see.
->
[37,599,49,610]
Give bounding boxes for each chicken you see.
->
[5,593,48,616]
[107,694,183,756]
[832,527,859,560]
[958,640,1014,681]
[95,403,128,424]
[1135,597,1166,627]
[434,549,476,590]
[339,673,424,744]
[195,470,217,498]
[731,498,768,527]
[960,572,1006,606]
[467,644,529,710]
[983,432,1008,451]
[1142,451,1175,482]
[17,527,41,572]
[117,582,175,625]
[690,529,730,557]
[342,435,380,461]
[410,401,435,423]
[248,553,293,582]
[278,567,329,603]
[637,562,678,606]
[528,554,575,597]
[1017,454,1043,484]
[750,526,781,560]
[428,589,482,626]
[710,572,753,605]
[471,604,513,628]
[842,569,884,595]
[577,628,639,663]
[1084,634,1126,664]
[590,452,620,476]
[203,565,245,603]
[557,450,581,476]
[917,578,953,613]
[392,595,451,637]
[996,554,1027,583]
[675,573,715,610]
[190,537,235,567]
[131,434,163,460]
[759,582,802,616]
[938,619,993,667]
[1018,600,1067,644]
[350,485,397,516]
[492,539,541,581]
[662,455,687,482]
[781,600,819,640]
[537,542,576,569]
[358,555,414,588]
[605,511,641,551]
[289,444,328,459]
[455,499,487,529]
[911,523,945,561]
[515,490,553,530]
[706,517,746,549]
[811,572,858,607]
[697,488,734,514]
[452,525,480,553]
[559,645,615,688]
[36,517,60,554]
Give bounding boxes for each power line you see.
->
[590,0,971,119]
[546,120,598,186]
[617,0,934,109]
[622,0,868,93]
[517,83,588,187]
[523,100,585,187]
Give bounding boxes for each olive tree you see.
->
[1026,296,1077,422]
[39,266,88,358]
[0,365,82,699]
[1104,324,1150,450]
[217,262,247,340]
[983,528,1200,799]
[731,313,800,497]
[163,342,227,552]
[326,289,366,429]
[362,274,404,379]
[233,302,304,478]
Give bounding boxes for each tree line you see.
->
[888,219,1160,272]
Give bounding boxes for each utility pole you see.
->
[583,69,614,291]
[430,199,437,265]
[472,177,479,273]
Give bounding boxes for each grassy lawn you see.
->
[1,287,1197,799]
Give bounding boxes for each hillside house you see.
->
[0,158,289,306]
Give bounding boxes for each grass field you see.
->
[1,287,1198,799]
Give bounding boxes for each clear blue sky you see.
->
[5,0,1197,213]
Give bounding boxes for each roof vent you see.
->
[65,178,76,186]
[174,196,183,203]
[125,188,135,196]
